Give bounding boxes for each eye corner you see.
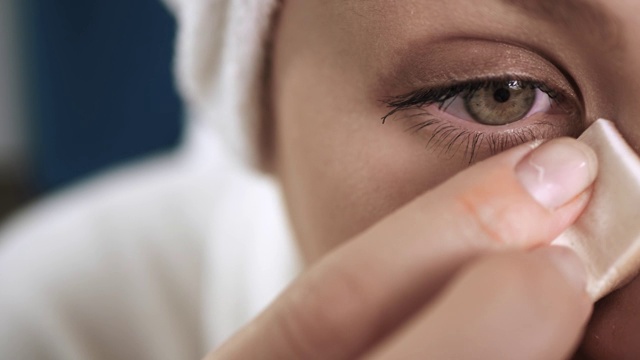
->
[379,93,412,124]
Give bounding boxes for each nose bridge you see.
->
[599,0,640,153]
[608,50,640,153]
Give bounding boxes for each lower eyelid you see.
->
[394,107,583,164]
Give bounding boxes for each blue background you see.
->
[23,0,183,192]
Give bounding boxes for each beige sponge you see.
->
[553,119,640,300]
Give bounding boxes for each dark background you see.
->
[26,0,183,190]
[1,0,183,219]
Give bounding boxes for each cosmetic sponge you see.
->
[553,119,640,300]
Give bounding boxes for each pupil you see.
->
[493,88,511,103]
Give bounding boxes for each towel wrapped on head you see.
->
[165,0,280,169]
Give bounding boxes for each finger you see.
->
[208,139,597,360]
[366,247,592,360]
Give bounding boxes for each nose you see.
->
[598,1,640,154]
[610,47,640,152]
[575,2,640,357]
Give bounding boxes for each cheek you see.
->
[274,54,463,262]
[270,0,474,262]
[579,276,640,359]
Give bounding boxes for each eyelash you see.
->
[380,77,574,163]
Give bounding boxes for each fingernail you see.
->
[544,246,588,292]
[516,139,597,209]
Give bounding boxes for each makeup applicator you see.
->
[553,119,640,300]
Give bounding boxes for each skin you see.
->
[209,0,640,358]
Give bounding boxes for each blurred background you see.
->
[0,0,183,221]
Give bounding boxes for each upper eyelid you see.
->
[375,39,583,110]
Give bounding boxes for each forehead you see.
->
[289,0,633,73]
[336,0,619,47]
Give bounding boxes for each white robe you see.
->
[0,123,300,359]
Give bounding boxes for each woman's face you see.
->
[271,0,640,357]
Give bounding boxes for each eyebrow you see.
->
[501,0,622,51]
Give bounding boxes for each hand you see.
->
[206,138,597,360]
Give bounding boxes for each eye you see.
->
[443,80,552,126]
[380,76,582,162]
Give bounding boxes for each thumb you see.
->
[425,137,598,248]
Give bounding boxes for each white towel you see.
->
[166,0,280,169]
